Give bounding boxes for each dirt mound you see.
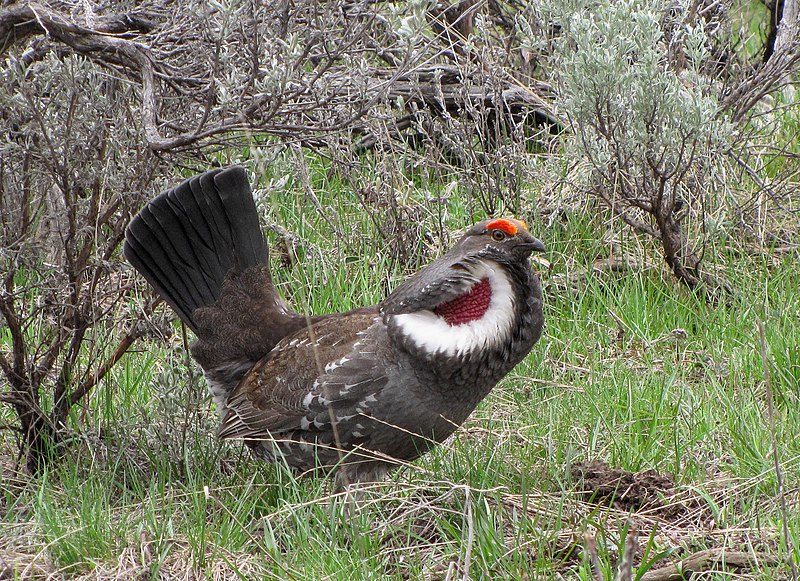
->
[570,460,676,513]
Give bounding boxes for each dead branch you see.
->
[723,38,800,121]
[640,549,780,581]
[0,3,194,150]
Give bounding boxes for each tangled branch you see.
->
[1,1,556,153]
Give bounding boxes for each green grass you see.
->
[2,165,799,579]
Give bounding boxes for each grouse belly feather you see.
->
[124,166,545,486]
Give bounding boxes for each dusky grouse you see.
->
[124,166,545,486]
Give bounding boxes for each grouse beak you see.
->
[520,238,546,253]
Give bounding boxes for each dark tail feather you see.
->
[124,166,269,333]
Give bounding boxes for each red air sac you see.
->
[434,278,492,326]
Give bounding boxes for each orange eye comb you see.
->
[487,218,525,236]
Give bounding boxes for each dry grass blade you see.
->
[614,522,637,581]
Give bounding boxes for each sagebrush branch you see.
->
[0,3,175,148]
[0,2,558,152]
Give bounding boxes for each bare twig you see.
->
[724,39,800,121]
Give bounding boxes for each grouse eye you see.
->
[490,229,507,241]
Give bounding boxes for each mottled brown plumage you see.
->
[124,167,545,486]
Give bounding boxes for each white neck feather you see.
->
[390,261,516,357]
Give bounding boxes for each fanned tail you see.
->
[124,166,269,333]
